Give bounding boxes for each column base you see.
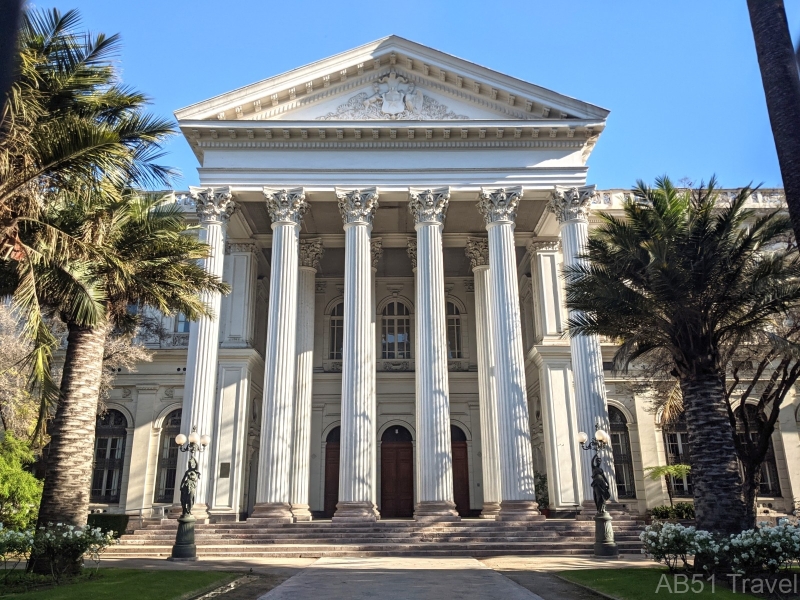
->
[496,500,545,522]
[291,503,313,522]
[332,501,379,522]
[414,501,460,522]
[248,502,294,524]
[479,501,501,519]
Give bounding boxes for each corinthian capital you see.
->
[464,238,489,270]
[408,187,450,225]
[189,186,235,223]
[406,237,417,270]
[299,238,324,270]
[547,185,596,223]
[263,187,308,225]
[477,186,523,224]
[371,238,383,269]
[336,187,379,225]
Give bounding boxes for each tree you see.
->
[24,188,227,527]
[644,464,692,508]
[747,0,800,243]
[0,431,42,530]
[0,8,174,430]
[564,177,800,536]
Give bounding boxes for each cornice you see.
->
[193,139,587,151]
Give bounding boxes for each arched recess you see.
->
[380,424,414,518]
[450,424,471,517]
[155,403,183,429]
[322,425,341,518]
[154,408,182,503]
[91,409,129,504]
[607,406,636,498]
[378,297,414,361]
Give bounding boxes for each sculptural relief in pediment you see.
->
[317,70,468,121]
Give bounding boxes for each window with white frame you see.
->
[446,301,463,359]
[329,302,344,360]
[663,414,692,497]
[91,410,128,503]
[381,301,411,359]
[174,312,190,333]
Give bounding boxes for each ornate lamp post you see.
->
[169,426,210,561]
[577,425,618,557]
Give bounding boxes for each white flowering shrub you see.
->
[31,522,118,582]
[640,522,699,571]
[728,519,800,575]
[0,525,33,581]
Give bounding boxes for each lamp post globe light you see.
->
[169,425,210,561]
[577,424,618,558]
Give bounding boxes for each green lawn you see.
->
[0,568,237,600]
[559,568,761,600]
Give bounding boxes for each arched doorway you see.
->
[608,407,636,498]
[451,425,471,517]
[380,425,413,518]
[323,427,340,518]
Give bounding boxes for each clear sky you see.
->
[30,0,800,190]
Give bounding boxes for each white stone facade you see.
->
[91,38,800,523]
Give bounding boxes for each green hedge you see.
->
[87,513,130,538]
[650,502,695,520]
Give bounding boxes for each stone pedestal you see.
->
[334,188,380,522]
[478,187,541,521]
[169,514,198,561]
[593,511,619,557]
[253,188,308,522]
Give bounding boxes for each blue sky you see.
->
[31,0,799,190]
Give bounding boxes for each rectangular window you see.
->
[329,318,343,359]
[664,432,692,496]
[447,316,462,359]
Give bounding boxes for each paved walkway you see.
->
[256,557,545,600]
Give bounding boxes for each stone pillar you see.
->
[289,239,324,521]
[252,187,308,522]
[370,237,383,506]
[477,187,542,521]
[547,186,616,504]
[220,242,259,347]
[334,187,380,521]
[409,187,459,521]
[465,238,501,519]
[178,186,235,520]
[528,240,584,511]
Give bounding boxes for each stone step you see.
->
[118,533,643,544]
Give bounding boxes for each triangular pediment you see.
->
[175,36,609,124]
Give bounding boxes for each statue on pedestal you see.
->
[179,456,200,516]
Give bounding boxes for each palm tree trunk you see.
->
[37,321,109,527]
[741,462,759,530]
[747,0,800,242]
[680,374,746,536]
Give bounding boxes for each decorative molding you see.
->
[263,187,309,224]
[299,238,324,270]
[527,239,561,254]
[226,242,258,255]
[335,187,379,225]
[406,237,417,270]
[547,185,597,224]
[317,70,468,121]
[477,186,524,224]
[195,139,587,151]
[386,284,404,297]
[371,237,383,268]
[464,237,489,270]
[189,186,235,224]
[381,361,411,372]
[463,279,474,293]
[315,281,327,294]
[408,187,450,224]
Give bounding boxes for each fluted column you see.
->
[252,188,308,522]
[370,237,382,506]
[289,239,324,521]
[409,188,459,521]
[334,187,380,521]
[465,238,501,519]
[478,187,542,521]
[177,186,235,521]
[547,186,616,504]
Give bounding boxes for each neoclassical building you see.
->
[91,37,800,524]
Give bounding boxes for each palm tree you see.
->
[0,8,175,435]
[747,0,800,242]
[23,187,228,527]
[564,177,800,536]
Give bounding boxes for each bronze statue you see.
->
[179,456,200,516]
[590,454,611,513]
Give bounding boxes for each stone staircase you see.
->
[107,518,645,558]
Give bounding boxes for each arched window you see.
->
[608,407,635,498]
[735,405,781,497]
[446,302,463,359]
[381,301,411,359]
[174,312,190,333]
[329,302,344,359]
[155,410,182,503]
[662,413,692,497]
[91,409,128,503]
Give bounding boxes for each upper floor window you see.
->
[735,404,781,497]
[608,406,635,498]
[175,312,190,333]
[329,302,344,360]
[381,301,411,359]
[446,302,463,359]
[91,409,128,503]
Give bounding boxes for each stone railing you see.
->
[592,188,785,210]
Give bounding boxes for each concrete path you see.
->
[256,557,545,600]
